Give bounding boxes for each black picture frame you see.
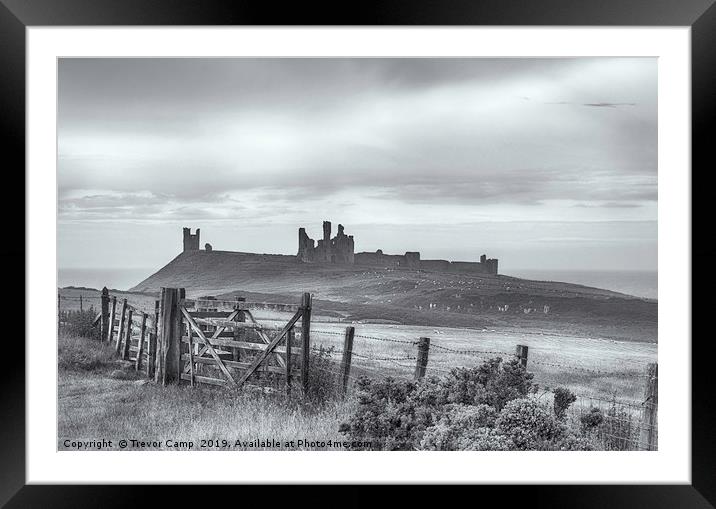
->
[3,0,713,506]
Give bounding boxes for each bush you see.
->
[459,427,514,451]
[579,402,638,450]
[440,358,535,410]
[419,404,497,450]
[339,357,602,451]
[338,376,425,450]
[339,357,535,450]
[552,433,596,451]
[494,398,562,450]
[553,387,577,420]
[580,406,604,431]
[59,307,100,339]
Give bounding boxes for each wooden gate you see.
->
[178,292,312,393]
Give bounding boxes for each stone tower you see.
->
[323,221,332,244]
[183,227,200,252]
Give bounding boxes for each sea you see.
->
[507,269,657,300]
[58,268,157,292]
[59,267,658,300]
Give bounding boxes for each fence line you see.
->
[58,287,658,450]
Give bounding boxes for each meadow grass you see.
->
[58,333,352,451]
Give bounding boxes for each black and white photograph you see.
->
[56,57,658,452]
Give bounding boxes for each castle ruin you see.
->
[296,221,498,275]
[179,223,498,275]
[298,221,355,264]
[182,227,200,252]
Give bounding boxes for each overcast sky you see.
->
[58,58,657,273]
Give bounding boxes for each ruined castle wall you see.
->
[297,221,355,264]
[486,258,498,275]
[421,259,451,272]
[331,225,354,264]
[421,258,498,275]
[355,251,403,267]
[297,228,316,262]
[402,251,421,268]
[296,222,497,274]
[449,261,490,274]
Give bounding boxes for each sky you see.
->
[58,58,657,274]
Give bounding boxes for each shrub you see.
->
[339,356,603,451]
[580,406,604,431]
[419,404,497,450]
[459,427,514,451]
[552,433,596,451]
[579,402,638,450]
[59,307,99,339]
[440,358,534,410]
[338,376,426,450]
[553,387,577,420]
[340,357,536,450]
[494,398,562,450]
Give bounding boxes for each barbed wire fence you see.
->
[308,324,658,451]
[58,289,658,451]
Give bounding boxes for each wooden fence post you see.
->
[639,363,658,451]
[341,326,355,394]
[301,292,312,396]
[116,298,127,353]
[100,287,110,342]
[286,327,294,397]
[136,312,147,371]
[414,337,430,380]
[147,300,159,378]
[187,326,195,387]
[156,288,184,386]
[107,296,117,343]
[79,294,83,313]
[155,289,166,383]
[122,308,133,360]
[515,344,529,368]
[57,292,61,335]
[233,296,246,362]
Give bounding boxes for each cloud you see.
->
[582,102,636,108]
[58,57,657,224]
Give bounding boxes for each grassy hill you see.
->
[129,250,657,342]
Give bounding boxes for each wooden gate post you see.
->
[639,363,658,451]
[136,312,147,371]
[100,287,110,342]
[107,296,117,343]
[147,300,159,377]
[232,296,246,362]
[341,326,355,394]
[300,292,312,395]
[414,337,430,380]
[116,299,128,353]
[122,308,133,360]
[515,344,529,368]
[286,328,294,397]
[156,287,185,386]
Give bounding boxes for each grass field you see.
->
[58,333,352,451]
[58,286,656,407]
[124,250,658,343]
[58,276,656,453]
